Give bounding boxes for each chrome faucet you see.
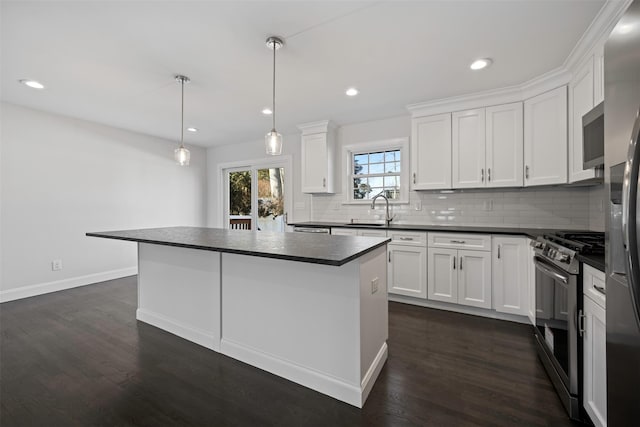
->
[371,192,395,226]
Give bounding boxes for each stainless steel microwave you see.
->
[582,101,604,168]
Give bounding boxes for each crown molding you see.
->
[407,0,631,118]
[297,120,336,135]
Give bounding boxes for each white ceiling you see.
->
[1,1,605,148]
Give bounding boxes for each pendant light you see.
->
[174,75,191,166]
[265,36,284,156]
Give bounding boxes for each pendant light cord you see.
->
[180,77,185,147]
[272,41,276,131]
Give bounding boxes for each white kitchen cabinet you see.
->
[428,233,491,308]
[569,57,599,183]
[387,231,428,298]
[486,102,523,188]
[388,245,427,298]
[593,42,605,106]
[452,109,486,188]
[452,103,523,189]
[527,239,536,325]
[427,248,458,304]
[583,266,606,427]
[492,236,529,316]
[524,86,568,186]
[411,113,452,190]
[299,120,336,193]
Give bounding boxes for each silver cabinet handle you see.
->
[497,244,501,259]
[389,251,391,263]
[399,237,414,241]
[453,257,456,270]
[460,256,463,270]
[481,168,484,182]
[413,172,416,184]
[525,165,530,180]
[450,240,466,244]
[488,168,491,182]
[578,309,585,337]
[322,178,326,187]
[594,285,606,295]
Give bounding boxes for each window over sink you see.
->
[343,138,409,204]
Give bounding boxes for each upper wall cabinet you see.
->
[411,113,452,190]
[524,86,568,187]
[299,120,336,193]
[452,103,524,189]
[569,57,598,183]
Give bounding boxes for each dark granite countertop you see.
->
[290,221,564,240]
[87,226,390,267]
[578,254,605,272]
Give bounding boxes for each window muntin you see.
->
[351,149,401,200]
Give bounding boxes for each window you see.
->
[343,138,409,203]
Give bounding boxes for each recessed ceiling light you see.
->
[19,79,45,89]
[470,58,493,71]
[186,127,198,133]
[345,87,359,97]
[262,108,273,115]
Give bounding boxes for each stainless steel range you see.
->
[531,231,604,420]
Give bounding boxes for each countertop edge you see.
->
[86,232,391,267]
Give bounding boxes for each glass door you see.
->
[224,163,288,232]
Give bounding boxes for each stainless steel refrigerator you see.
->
[604,1,640,424]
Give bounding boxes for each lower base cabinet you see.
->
[388,244,427,298]
[583,265,607,427]
[492,236,530,316]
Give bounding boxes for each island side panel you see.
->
[358,246,389,406]
[137,243,221,351]
[220,253,363,407]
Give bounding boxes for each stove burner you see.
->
[544,231,604,255]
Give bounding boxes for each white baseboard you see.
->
[360,342,388,406]
[0,267,138,303]
[136,308,218,351]
[388,295,530,325]
[220,337,365,408]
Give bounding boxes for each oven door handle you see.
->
[534,257,569,285]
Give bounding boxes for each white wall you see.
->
[0,103,207,301]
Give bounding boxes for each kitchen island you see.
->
[87,226,390,407]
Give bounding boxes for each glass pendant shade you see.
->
[174,146,190,166]
[265,129,282,156]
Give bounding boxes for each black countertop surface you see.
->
[87,226,390,267]
[290,221,565,240]
[578,254,605,271]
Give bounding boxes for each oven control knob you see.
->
[549,249,557,258]
[558,253,570,263]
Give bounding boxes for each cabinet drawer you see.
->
[388,231,427,246]
[428,233,491,251]
[583,264,606,309]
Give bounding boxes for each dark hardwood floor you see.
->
[1,276,577,426]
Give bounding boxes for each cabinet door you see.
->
[427,248,457,303]
[569,56,597,183]
[584,295,607,427]
[527,241,536,325]
[411,113,452,190]
[492,236,529,316]
[524,86,568,186]
[388,245,427,298]
[301,133,331,193]
[457,250,492,309]
[593,42,605,105]
[452,109,486,188]
[486,102,524,188]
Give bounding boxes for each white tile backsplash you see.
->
[312,186,604,230]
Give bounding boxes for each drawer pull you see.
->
[399,237,414,241]
[450,240,466,244]
[594,285,606,295]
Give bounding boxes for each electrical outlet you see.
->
[51,259,63,271]
[483,200,493,211]
[332,202,341,210]
[371,277,379,294]
[414,200,422,211]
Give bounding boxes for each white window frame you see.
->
[342,138,409,204]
